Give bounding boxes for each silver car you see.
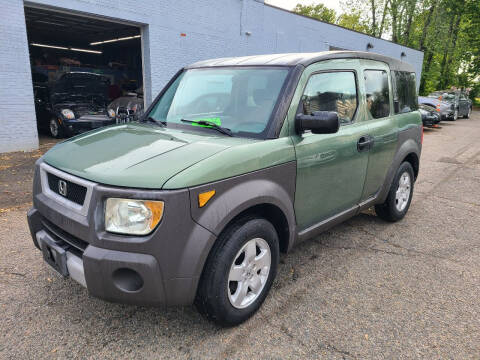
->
[107,91,144,123]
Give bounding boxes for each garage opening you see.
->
[25,7,144,138]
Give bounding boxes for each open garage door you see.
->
[25,7,144,138]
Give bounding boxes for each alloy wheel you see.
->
[227,238,271,309]
[49,119,59,137]
[395,171,411,212]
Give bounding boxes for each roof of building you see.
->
[187,51,416,72]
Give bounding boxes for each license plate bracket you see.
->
[38,231,69,277]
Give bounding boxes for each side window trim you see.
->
[295,69,360,126]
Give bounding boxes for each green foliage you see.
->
[293,3,337,23]
[292,0,480,93]
[337,12,370,33]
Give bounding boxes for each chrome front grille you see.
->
[47,172,87,205]
[39,162,95,217]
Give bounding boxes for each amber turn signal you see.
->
[198,190,215,208]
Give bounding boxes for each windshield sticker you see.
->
[191,117,222,128]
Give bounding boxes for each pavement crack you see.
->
[273,318,357,359]
[320,244,409,258]
[430,194,480,208]
[0,271,26,277]
[352,225,463,265]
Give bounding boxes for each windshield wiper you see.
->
[144,116,166,127]
[181,119,233,137]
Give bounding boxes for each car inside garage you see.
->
[25,6,144,138]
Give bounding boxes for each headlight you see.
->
[105,198,164,235]
[61,109,75,120]
[108,109,116,118]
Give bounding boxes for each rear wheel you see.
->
[49,118,64,138]
[375,162,415,222]
[195,217,279,326]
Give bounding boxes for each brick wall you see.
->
[0,0,38,152]
[0,0,423,153]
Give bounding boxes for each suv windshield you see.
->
[147,67,290,138]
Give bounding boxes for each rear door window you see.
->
[364,70,390,119]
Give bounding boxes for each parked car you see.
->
[27,51,422,326]
[427,91,472,120]
[47,72,115,137]
[107,88,144,124]
[418,104,440,127]
[418,96,453,121]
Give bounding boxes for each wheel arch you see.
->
[189,163,297,254]
[403,152,419,180]
[376,130,421,204]
[216,202,291,254]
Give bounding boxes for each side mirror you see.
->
[295,111,340,134]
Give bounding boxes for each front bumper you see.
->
[64,115,115,134]
[440,112,452,121]
[27,161,217,306]
[422,116,435,127]
[30,213,165,304]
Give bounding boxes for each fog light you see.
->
[112,268,143,292]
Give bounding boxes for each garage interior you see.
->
[24,6,143,136]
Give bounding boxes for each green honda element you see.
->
[28,51,422,326]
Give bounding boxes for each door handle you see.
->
[357,135,373,152]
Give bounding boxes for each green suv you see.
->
[27,51,422,326]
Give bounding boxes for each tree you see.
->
[293,0,480,93]
[337,12,371,33]
[293,3,337,23]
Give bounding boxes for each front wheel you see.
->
[375,162,415,222]
[465,107,472,119]
[195,217,279,326]
[452,108,458,121]
[49,118,64,138]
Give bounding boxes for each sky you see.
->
[265,0,343,14]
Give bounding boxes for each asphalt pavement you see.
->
[1,114,479,359]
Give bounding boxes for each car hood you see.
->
[418,96,451,109]
[42,123,255,188]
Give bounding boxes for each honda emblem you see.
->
[58,180,67,197]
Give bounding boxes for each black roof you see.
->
[186,51,415,73]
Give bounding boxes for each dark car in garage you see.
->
[32,72,54,134]
[48,72,115,138]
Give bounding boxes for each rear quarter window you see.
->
[392,71,418,113]
[364,70,390,119]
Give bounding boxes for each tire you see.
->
[452,108,458,121]
[375,162,415,222]
[464,107,472,119]
[195,217,279,326]
[49,118,64,138]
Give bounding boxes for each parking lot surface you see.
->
[1,114,480,359]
